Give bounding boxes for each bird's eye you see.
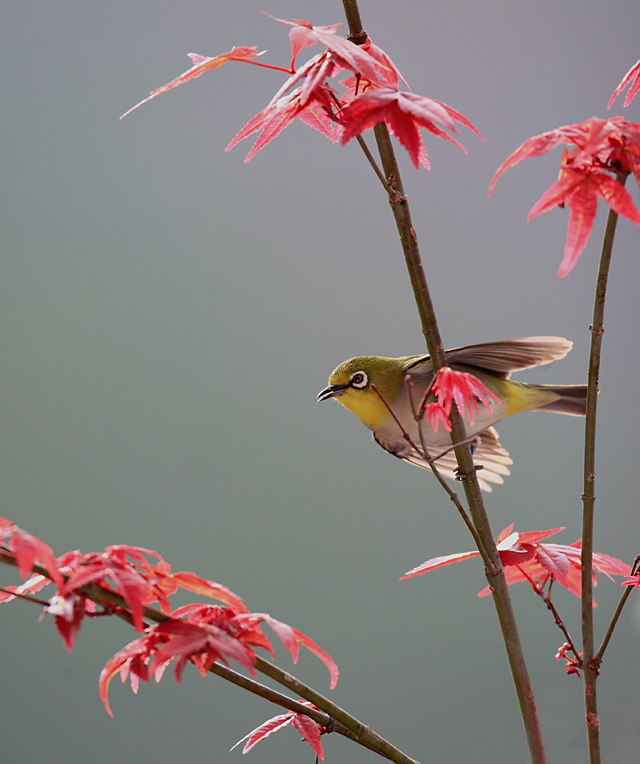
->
[350,371,368,389]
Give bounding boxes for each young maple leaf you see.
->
[99,616,258,716]
[167,571,248,611]
[99,603,338,716]
[231,702,324,759]
[608,58,640,110]
[63,545,176,631]
[423,401,452,434]
[121,47,266,119]
[0,517,64,591]
[402,525,630,604]
[489,116,640,276]
[528,151,640,276]
[340,87,482,169]
[225,80,341,163]
[47,593,88,651]
[430,366,500,427]
[266,14,387,84]
[233,612,339,689]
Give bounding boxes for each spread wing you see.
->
[381,427,513,492]
[403,337,573,380]
[445,337,573,378]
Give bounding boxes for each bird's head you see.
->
[317,356,409,431]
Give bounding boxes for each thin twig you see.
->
[404,377,490,561]
[581,173,628,764]
[594,584,634,665]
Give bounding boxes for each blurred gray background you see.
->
[2,1,639,762]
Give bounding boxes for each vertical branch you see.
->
[581,173,627,764]
[341,4,547,762]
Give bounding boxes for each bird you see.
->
[317,337,587,491]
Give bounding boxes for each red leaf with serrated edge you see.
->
[226,82,338,162]
[515,528,565,545]
[100,636,152,717]
[298,100,342,141]
[169,571,248,611]
[292,713,324,759]
[291,627,339,690]
[596,173,640,223]
[0,573,51,603]
[49,593,87,651]
[401,551,480,579]
[233,713,295,754]
[490,116,640,275]
[232,702,323,758]
[120,47,264,119]
[488,128,579,196]
[406,525,631,603]
[340,88,480,169]
[233,613,339,689]
[266,14,385,83]
[0,518,64,591]
[152,620,257,677]
[535,545,571,585]
[559,178,599,277]
[608,59,640,110]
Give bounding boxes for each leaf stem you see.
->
[581,173,627,764]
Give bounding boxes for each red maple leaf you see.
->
[402,525,630,604]
[120,47,267,119]
[47,593,88,651]
[489,117,640,276]
[63,545,175,631]
[608,58,640,110]
[233,612,339,690]
[0,517,64,591]
[99,615,258,716]
[429,367,500,426]
[340,87,482,169]
[528,152,640,276]
[266,15,387,84]
[99,603,338,716]
[225,78,341,163]
[232,701,325,759]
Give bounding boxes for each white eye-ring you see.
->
[350,371,368,389]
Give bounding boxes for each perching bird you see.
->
[317,337,587,491]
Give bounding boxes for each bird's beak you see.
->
[316,383,347,402]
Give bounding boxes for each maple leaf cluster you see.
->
[401,524,630,603]
[490,115,640,276]
[0,517,338,720]
[419,366,500,434]
[122,15,481,169]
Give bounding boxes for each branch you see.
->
[580,173,628,764]
[340,5,547,762]
[0,553,419,764]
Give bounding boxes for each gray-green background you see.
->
[2,1,639,762]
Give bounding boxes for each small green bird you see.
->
[317,337,587,491]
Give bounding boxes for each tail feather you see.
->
[533,385,588,416]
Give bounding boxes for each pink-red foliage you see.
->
[121,14,480,168]
[489,117,640,276]
[0,517,338,716]
[608,58,640,110]
[232,701,324,759]
[402,525,630,604]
